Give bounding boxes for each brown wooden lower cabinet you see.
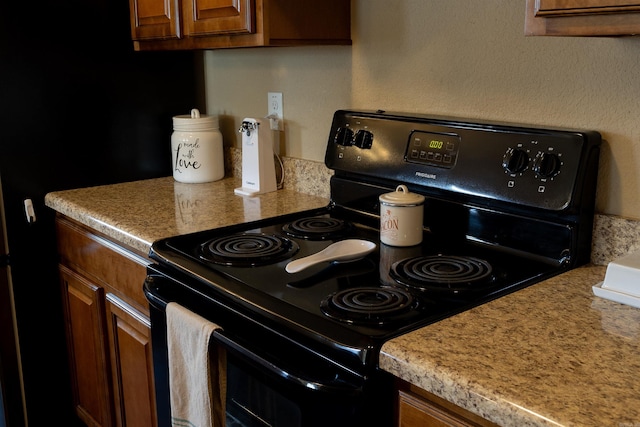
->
[56,215,156,427]
[397,381,499,427]
[61,266,113,427]
[106,294,156,427]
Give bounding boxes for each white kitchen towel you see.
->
[166,302,226,427]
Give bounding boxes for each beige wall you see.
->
[204,0,640,220]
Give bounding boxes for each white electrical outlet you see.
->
[268,92,283,131]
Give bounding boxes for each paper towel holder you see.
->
[593,249,640,308]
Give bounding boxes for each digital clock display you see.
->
[406,130,460,168]
[429,139,444,149]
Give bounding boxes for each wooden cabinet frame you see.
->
[129,0,351,50]
[525,0,640,35]
[56,216,155,427]
[396,380,499,427]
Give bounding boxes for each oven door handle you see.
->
[145,272,364,396]
[211,329,363,395]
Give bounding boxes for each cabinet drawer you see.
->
[56,216,150,313]
[396,382,499,427]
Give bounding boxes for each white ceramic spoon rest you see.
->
[285,239,376,274]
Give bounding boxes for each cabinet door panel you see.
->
[106,293,156,427]
[184,0,255,36]
[61,266,113,427]
[129,0,181,40]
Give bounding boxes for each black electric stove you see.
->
[145,110,601,427]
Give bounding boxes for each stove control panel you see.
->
[325,110,601,212]
[533,151,562,178]
[334,127,375,149]
[406,130,460,169]
[502,147,529,174]
[333,127,354,146]
[502,145,563,178]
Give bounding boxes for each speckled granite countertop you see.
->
[381,264,640,427]
[45,174,640,427]
[44,176,329,255]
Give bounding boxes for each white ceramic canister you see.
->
[171,108,224,183]
[379,185,425,247]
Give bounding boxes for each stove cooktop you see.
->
[150,208,558,353]
[149,110,601,371]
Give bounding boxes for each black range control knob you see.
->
[533,152,562,178]
[502,148,530,174]
[354,130,374,149]
[334,127,354,146]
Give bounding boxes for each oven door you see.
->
[144,268,394,427]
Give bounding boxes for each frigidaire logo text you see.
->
[415,171,437,180]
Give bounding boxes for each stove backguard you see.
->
[325,110,601,267]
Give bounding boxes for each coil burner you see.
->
[282,216,353,240]
[390,255,495,294]
[199,233,299,267]
[320,286,417,326]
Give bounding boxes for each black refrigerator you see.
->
[0,1,202,425]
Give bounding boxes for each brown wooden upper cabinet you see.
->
[128,0,351,50]
[525,0,640,36]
